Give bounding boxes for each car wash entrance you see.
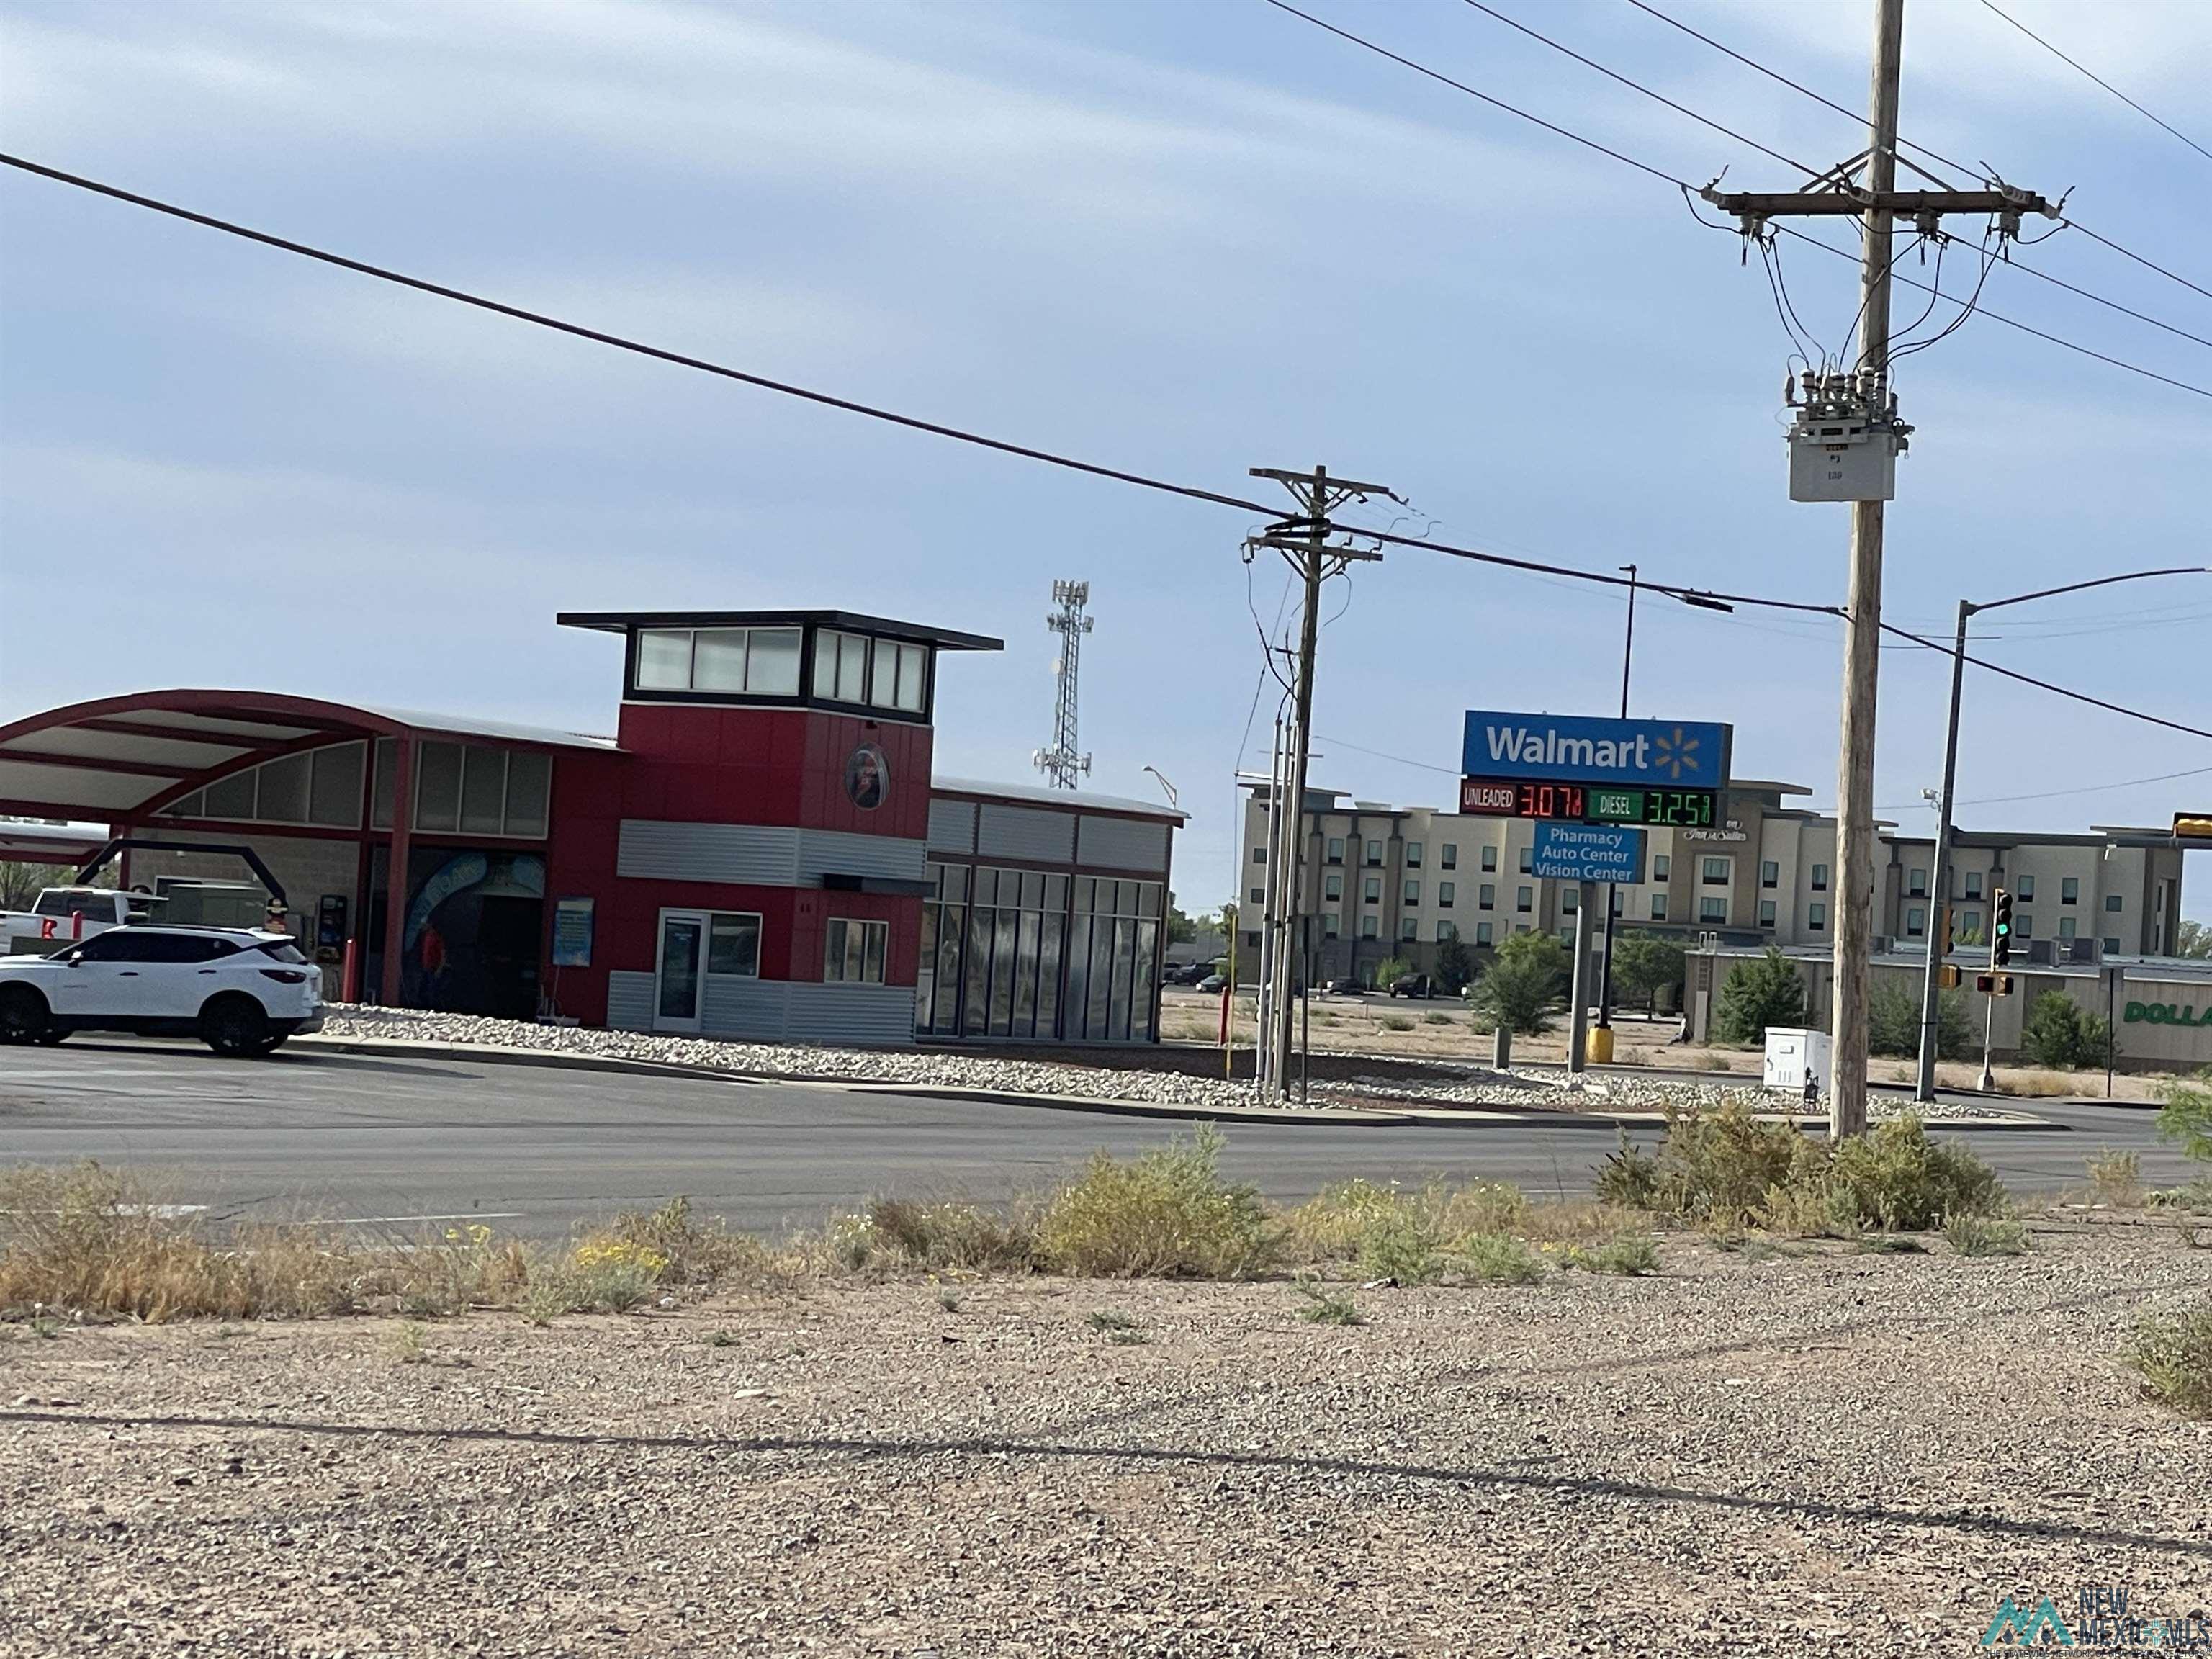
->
[364,847,545,1020]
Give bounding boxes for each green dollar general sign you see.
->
[2123,999,2209,1028]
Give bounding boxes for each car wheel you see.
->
[200,995,271,1058]
[0,985,51,1046]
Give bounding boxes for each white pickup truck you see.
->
[0,887,151,956]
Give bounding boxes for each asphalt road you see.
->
[0,1041,2190,1241]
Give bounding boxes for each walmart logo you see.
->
[1652,727,1700,781]
[1982,1596,2075,1647]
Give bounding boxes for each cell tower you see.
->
[1031,580,1093,788]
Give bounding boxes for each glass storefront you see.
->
[918,861,1159,1043]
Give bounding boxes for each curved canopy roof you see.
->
[0,690,615,823]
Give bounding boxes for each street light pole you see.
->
[1915,565,2208,1102]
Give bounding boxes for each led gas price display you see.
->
[1460,776,1717,828]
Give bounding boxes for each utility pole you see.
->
[1915,597,1969,1102]
[1247,466,1388,1099]
[1702,0,2055,1138]
[1595,563,1637,1053]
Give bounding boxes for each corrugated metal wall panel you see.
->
[616,821,801,885]
[926,797,976,854]
[799,830,926,885]
[701,976,791,1042]
[1077,816,1169,873]
[784,985,916,1047]
[976,804,1076,863]
[606,970,657,1032]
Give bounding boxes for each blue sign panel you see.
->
[1531,822,1647,885]
[1462,711,1731,790]
[551,896,595,968]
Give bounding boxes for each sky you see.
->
[1,0,2207,921]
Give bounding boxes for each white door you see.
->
[48,933,157,1018]
[654,911,707,1033]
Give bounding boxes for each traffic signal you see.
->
[1992,888,2013,969]
[1938,963,1961,989]
[1974,973,2014,997]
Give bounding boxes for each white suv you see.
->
[0,925,325,1057]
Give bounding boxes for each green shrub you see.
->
[1455,1233,1544,1285]
[2019,992,2113,1071]
[1037,1126,1274,1278]
[1943,1213,2028,1257]
[1434,938,1476,995]
[1595,1133,1663,1210]
[1292,1279,1362,1326]
[1866,977,1972,1060]
[1560,1234,1660,1275]
[1357,1205,1442,1285]
[1370,956,1414,989]
[1381,1015,1416,1033]
[2125,1298,2212,1418]
[2155,1074,2212,1166]
[868,1199,1036,1272]
[1827,1116,2005,1230]
[2087,1149,2145,1207]
[1711,949,1806,1045]
[1470,932,1568,1035]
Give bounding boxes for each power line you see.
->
[4,150,2203,752]
[1877,620,2212,743]
[1979,0,2212,168]
[1457,0,1822,178]
[1624,0,2212,308]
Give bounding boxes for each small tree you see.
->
[1370,954,1413,989]
[1611,932,1685,1015]
[2018,990,2113,1071]
[0,860,48,912]
[1434,937,1475,995]
[2175,920,2211,961]
[1471,932,1568,1034]
[1866,976,1972,1060]
[1165,891,1197,946]
[2154,1071,2212,1166]
[1711,948,1806,1046]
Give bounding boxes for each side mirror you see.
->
[63,951,83,966]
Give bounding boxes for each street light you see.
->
[1914,565,2212,1102]
[1141,766,1179,811]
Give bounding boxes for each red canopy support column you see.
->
[379,736,415,1006]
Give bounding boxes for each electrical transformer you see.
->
[1785,370,1911,503]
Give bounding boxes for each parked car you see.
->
[1161,962,1215,986]
[0,925,325,1057]
[1388,974,1437,999]
[1195,974,1228,994]
[1325,977,1363,997]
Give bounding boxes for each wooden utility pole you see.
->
[1701,0,2054,1137]
[1248,467,1386,1100]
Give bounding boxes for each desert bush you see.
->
[2156,1074,2212,1167]
[1381,1015,1416,1033]
[1943,1213,2029,1257]
[2087,1149,2145,1207]
[1036,1126,1274,1278]
[1471,933,1568,1035]
[2125,1298,2212,1418]
[867,1199,1037,1272]
[1866,977,1972,1060]
[1558,1235,1660,1275]
[1455,1233,1544,1285]
[1292,1278,1362,1326]
[2019,992,2113,1071]
[1710,949,1806,1045]
[1826,1117,2005,1231]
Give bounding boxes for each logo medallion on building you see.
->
[845,743,888,810]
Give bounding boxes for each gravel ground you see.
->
[6,1228,2209,1657]
[315,1007,2003,1120]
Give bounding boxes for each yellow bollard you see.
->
[1585,1025,1616,1066]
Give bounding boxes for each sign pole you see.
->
[1977,983,1997,1094]
[1568,880,1595,1076]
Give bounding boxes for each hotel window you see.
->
[823,918,888,984]
[1252,846,1267,864]
[1400,916,1419,942]
[812,629,872,704]
[1479,883,1496,910]
[1361,915,1378,939]
[1961,911,1981,939]
[1516,885,1533,914]
[1403,879,1421,905]
[2018,873,2035,900]
[1324,871,1343,900]
[1611,889,1624,916]
[1437,921,1458,942]
[1441,843,1458,870]
[1249,887,1263,905]
[1324,915,1341,938]
[1759,899,1776,928]
[1653,854,1671,880]
[1475,921,1493,945]
[1650,894,1668,921]
[1808,902,1827,932]
[1811,863,1829,892]
[1561,887,1578,915]
[2059,916,2077,940]
[1700,896,1726,922]
[2104,935,2123,955]
[1905,905,1925,938]
[1964,871,1983,900]
[1365,840,1384,866]
[1438,881,1455,908]
[1761,860,1779,889]
[1405,842,1424,868]
[1481,846,1498,872]
[2017,912,2033,938]
[1701,858,1730,886]
[1519,847,1534,874]
[1364,876,1382,903]
[2105,894,2124,913]
[1326,837,1344,865]
[2062,876,2079,904]
[707,913,763,979]
[1907,867,1927,898]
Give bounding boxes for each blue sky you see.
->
[1,1,2206,918]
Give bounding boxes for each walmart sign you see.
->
[1462,711,1732,789]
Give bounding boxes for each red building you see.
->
[0,611,1182,1045]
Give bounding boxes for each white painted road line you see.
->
[317,1212,528,1226]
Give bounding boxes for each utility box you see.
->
[1787,408,1904,502]
[1763,1026,1832,1096]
